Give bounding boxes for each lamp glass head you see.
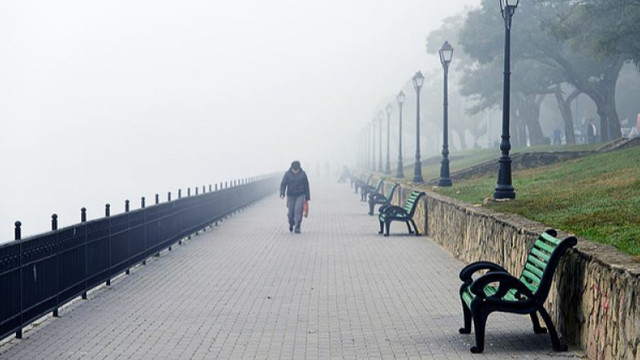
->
[439,41,454,66]
[412,71,424,90]
[386,104,393,115]
[500,0,519,10]
[397,91,406,105]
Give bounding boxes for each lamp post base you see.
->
[493,186,516,199]
[438,158,452,187]
[494,156,516,199]
[437,178,452,187]
[413,159,424,183]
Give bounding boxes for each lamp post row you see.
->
[365,40,452,187]
[362,0,517,197]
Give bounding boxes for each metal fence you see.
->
[0,174,279,341]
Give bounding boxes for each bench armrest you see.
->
[369,193,387,202]
[459,261,508,283]
[380,205,407,216]
[470,271,535,301]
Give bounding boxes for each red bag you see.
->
[302,200,309,217]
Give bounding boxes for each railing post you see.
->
[81,208,87,300]
[209,184,212,192]
[178,189,182,199]
[15,220,21,240]
[195,187,199,196]
[155,194,159,205]
[105,204,111,286]
[125,200,130,275]
[15,221,22,338]
[141,197,146,265]
[167,192,171,202]
[188,188,191,197]
[51,214,60,317]
[215,184,218,191]
[203,185,206,194]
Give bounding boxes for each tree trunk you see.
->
[515,93,544,146]
[603,90,621,141]
[553,86,580,144]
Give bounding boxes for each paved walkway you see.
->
[0,179,578,359]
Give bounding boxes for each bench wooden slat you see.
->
[527,253,548,271]
[540,231,563,245]
[530,247,551,262]
[522,268,542,286]
[533,240,556,255]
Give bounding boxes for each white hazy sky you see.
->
[0,0,478,239]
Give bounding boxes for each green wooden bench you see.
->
[361,178,383,202]
[458,229,577,353]
[368,182,398,215]
[353,173,372,194]
[378,191,425,236]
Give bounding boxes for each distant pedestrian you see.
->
[280,160,311,234]
[587,119,598,144]
[552,128,562,145]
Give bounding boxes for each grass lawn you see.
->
[431,145,640,256]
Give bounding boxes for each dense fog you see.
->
[0,0,477,240]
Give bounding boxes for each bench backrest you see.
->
[373,179,384,193]
[352,172,366,186]
[364,174,373,186]
[386,183,399,199]
[518,229,577,300]
[403,191,426,216]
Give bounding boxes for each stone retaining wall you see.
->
[385,181,640,360]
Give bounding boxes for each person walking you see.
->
[280,160,310,233]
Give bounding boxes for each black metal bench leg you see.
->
[368,201,375,215]
[379,221,384,234]
[529,313,547,334]
[410,220,419,235]
[470,308,487,353]
[459,300,472,334]
[405,221,413,234]
[538,308,568,351]
[384,220,391,237]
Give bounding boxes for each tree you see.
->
[458,0,624,143]
[457,2,560,146]
[562,0,640,68]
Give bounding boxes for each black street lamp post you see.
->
[364,127,369,169]
[385,104,392,174]
[396,91,406,179]
[494,0,519,199]
[438,41,453,187]
[378,111,383,172]
[412,71,425,184]
[371,121,376,171]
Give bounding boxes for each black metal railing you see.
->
[0,174,279,340]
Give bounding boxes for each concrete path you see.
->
[0,179,578,359]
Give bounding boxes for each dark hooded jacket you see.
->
[280,168,310,200]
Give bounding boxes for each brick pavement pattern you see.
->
[0,180,577,359]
